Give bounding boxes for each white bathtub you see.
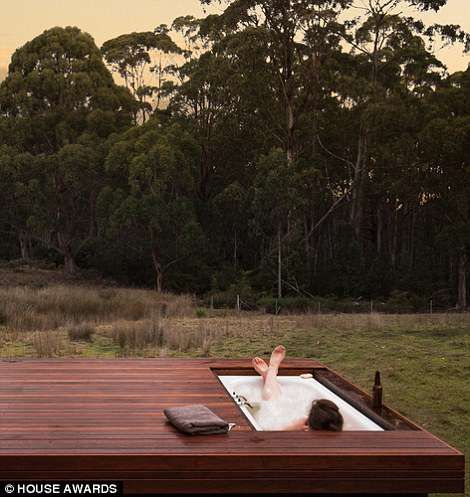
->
[219,375,384,431]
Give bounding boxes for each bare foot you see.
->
[269,345,286,368]
[252,357,269,379]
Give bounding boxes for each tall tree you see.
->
[0,146,37,259]
[201,0,349,165]
[101,119,204,292]
[420,69,470,309]
[0,26,134,273]
[339,0,469,243]
[102,29,180,122]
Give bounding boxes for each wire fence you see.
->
[206,294,466,315]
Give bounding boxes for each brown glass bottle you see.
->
[372,371,383,410]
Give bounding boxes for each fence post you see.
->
[370,300,374,314]
[236,294,241,313]
[430,299,433,315]
[210,295,214,310]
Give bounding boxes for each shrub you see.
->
[112,320,165,350]
[196,308,207,318]
[32,331,66,358]
[207,273,259,310]
[68,324,95,342]
[201,335,213,356]
[258,296,317,314]
[111,318,214,354]
[383,291,425,313]
[0,309,7,326]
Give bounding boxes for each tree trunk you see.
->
[350,131,367,241]
[19,232,31,260]
[234,228,238,270]
[376,205,383,255]
[286,102,295,164]
[152,246,163,293]
[304,216,312,285]
[155,264,163,294]
[277,224,282,299]
[63,250,78,275]
[409,209,416,270]
[57,233,78,275]
[457,247,467,311]
[390,205,398,269]
[314,242,319,276]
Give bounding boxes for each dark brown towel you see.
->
[164,404,230,435]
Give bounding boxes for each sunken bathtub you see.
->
[0,358,465,496]
[218,375,384,431]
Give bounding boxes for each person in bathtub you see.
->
[252,345,344,431]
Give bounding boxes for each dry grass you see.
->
[292,311,470,332]
[31,331,68,358]
[1,290,469,360]
[108,317,217,356]
[0,285,195,332]
[111,320,165,351]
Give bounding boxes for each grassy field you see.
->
[0,283,468,496]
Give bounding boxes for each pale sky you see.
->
[1,0,469,81]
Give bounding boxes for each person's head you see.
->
[308,399,344,432]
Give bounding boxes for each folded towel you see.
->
[164,404,231,435]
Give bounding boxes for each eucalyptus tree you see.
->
[199,0,350,166]
[212,182,249,271]
[182,1,351,294]
[199,0,468,240]
[252,148,305,298]
[0,26,134,273]
[102,29,181,122]
[29,142,108,273]
[101,118,204,292]
[419,68,470,310]
[0,27,132,153]
[0,146,37,259]
[169,27,270,202]
[336,0,467,243]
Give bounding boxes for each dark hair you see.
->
[308,399,344,432]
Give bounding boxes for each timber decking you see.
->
[0,358,464,495]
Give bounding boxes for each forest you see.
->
[0,0,469,311]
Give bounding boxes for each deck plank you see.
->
[0,358,464,495]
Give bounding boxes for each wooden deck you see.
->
[0,358,464,495]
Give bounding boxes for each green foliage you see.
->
[258,296,317,314]
[385,291,424,313]
[0,27,134,274]
[196,308,207,318]
[99,117,205,291]
[0,26,133,152]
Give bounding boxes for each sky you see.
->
[0,0,469,81]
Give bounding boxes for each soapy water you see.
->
[234,378,319,430]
